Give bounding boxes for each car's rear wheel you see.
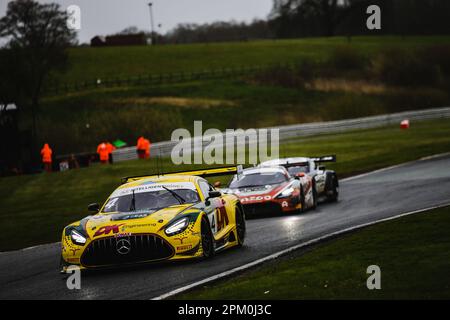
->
[201,216,214,258]
[327,174,339,202]
[311,181,318,210]
[235,207,246,247]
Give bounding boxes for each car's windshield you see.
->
[102,182,200,213]
[287,165,309,175]
[229,172,287,188]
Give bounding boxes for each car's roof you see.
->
[260,157,310,167]
[118,175,199,190]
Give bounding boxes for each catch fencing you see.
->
[112,106,450,162]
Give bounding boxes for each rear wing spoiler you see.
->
[280,155,336,169]
[121,165,243,184]
[310,155,336,163]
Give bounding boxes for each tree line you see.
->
[157,0,450,43]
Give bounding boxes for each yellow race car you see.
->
[60,167,245,272]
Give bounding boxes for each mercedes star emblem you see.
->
[116,238,131,255]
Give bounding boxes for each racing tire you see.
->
[235,206,246,247]
[201,216,215,258]
[311,181,318,210]
[327,174,339,202]
[299,186,306,213]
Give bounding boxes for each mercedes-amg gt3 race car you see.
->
[260,155,339,202]
[222,166,316,216]
[60,167,246,272]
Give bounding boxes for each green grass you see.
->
[59,36,450,85]
[1,118,450,251]
[34,35,450,154]
[176,205,450,300]
[39,77,450,155]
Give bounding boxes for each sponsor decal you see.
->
[282,201,289,208]
[240,195,272,203]
[125,223,157,229]
[70,248,80,256]
[110,182,197,198]
[93,224,125,237]
[177,245,193,251]
[113,212,150,220]
[91,215,107,220]
[115,232,132,238]
[174,237,188,244]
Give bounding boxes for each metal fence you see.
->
[112,106,450,163]
[43,63,289,96]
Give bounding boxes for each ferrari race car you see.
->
[221,166,316,216]
[60,167,246,271]
[260,155,339,202]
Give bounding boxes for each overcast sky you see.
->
[0,0,274,44]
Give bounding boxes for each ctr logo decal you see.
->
[93,224,125,237]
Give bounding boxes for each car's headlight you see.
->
[70,229,87,245]
[165,217,189,236]
[277,187,294,198]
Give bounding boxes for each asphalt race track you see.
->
[1,155,449,300]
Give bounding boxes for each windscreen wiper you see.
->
[162,186,186,204]
[129,190,136,211]
[235,185,262,189]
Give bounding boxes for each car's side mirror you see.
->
[205,191,221,206]
[208,191,222,199]
[214,181,221,188]
[88,203,100,213]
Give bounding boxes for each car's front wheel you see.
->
[201,216,214,258]
[299,186,306,213]
[235,206,246,247]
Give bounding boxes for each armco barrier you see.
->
[112,107,450,163]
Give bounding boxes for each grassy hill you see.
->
[58,36,450,85]
[28,36,450,155]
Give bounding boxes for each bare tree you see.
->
[0,0,76,165]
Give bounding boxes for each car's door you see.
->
[199,180,229,238]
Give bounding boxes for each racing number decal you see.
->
[207,198,229,234]
[215,206,229,232]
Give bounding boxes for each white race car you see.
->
[259,155,339,203]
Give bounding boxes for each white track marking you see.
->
[151,202,450,300]
[341,152,450,182]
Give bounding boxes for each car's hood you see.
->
[82,203,196,239]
